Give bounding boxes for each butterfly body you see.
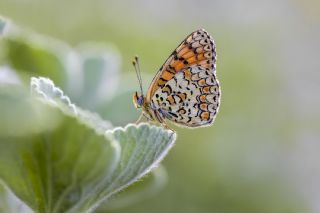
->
[133,29,220,128]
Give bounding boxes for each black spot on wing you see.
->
[168,112,178,118]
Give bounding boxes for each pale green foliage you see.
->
[0,17,176,213]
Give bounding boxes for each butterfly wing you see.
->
[151,65,220,127]
[146,29,217,102]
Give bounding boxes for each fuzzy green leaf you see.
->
[0,20,121,107]
[0,181,36,213]
[3,30,72,88]
[97,166,168,211]
[74,43,121,109]
[0,84,61,137]
[0,77,176,213]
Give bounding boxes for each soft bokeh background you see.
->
[1,0,320,212]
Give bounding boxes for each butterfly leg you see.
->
[135,113,144,124]
[154,109,175,131]
[162,121,175,132]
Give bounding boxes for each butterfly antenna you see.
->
[132,55,144,95]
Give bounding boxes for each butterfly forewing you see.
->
[146,29,217,102]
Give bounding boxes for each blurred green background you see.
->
[1,0,320,212]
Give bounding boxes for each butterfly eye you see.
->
[137,96,144,106]
[133,92,144,108]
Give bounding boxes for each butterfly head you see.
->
[133,91,144,108]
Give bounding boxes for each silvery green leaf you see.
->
[0,77,176,213]
[75,43,121,109]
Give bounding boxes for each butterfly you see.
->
[132,29,220,129]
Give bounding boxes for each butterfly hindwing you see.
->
[151,65,220,127]
[146,29,217,102]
